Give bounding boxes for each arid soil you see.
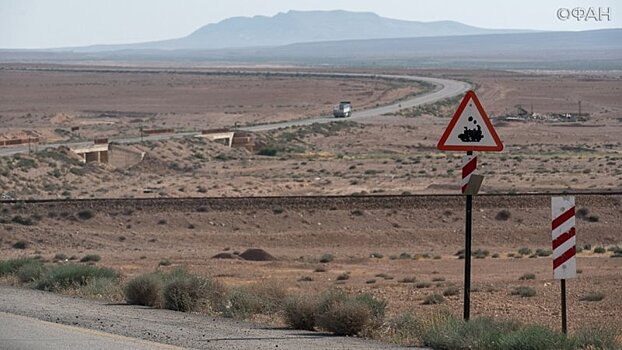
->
[0,65,621,338]
[1,195,621,334]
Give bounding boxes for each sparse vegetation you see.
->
[422,293,445,305]
[495,209,511,221]
[594,246,606,254]
[443,286,460,296]
[519,273,536,280]
[518,247,532,256]
[77,209,95,220]
[35,264,117,292]
[511,286,536,298]
[125,273,162,307]
[580,292,605,302]
[12,240,29,249]
[80,254,101,263]
[319,254,334,263]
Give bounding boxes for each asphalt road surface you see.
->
[0,73,469,157]
[0,285,414,350]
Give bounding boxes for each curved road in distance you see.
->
[238,74,470,132]
[0,73,470,157]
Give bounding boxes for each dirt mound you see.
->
[239,248,277,261]
[211,252,241,260]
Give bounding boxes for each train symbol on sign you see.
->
[458,113,484,143]
[437,91,503,152]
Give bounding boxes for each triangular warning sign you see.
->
[437,90,503,152]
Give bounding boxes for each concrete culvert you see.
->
[239,248,277,261]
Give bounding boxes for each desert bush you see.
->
[587,215,600,222]
[336,273,350,281]
[519,273,536,280]
[319,254,334,263]
[125,273,163,307]
[415,282,432,289]
[224,282,286,318]
[316,298,372,336]
[369,252,383,259]
[443,286,460,296]
[159,259,171,266]
[511,286,536,298]
[272,206,284,214]
[12,240,29,249]
[473,249,489,259]
[352,293,387,322]
[422,294,445,305]
[496,325,574,350]
[399,252,412,259]
[594,246,606,254]
[574,326,621,349]
[16,260,44,283]
[399,276,416,283]
[535,248,552,257]
[390,313,420,343]
[53,253,68,261]
[580,292,605,302]
[162,271,208,312]
[78,276,122,301]
[518,247,532,256]
[0,257,40,277]
[80,254,101,263]
[11,216,35,226]
[495,209,511,221]
[77,209,94,220]
[283,294,318,330]
[257,147,278,156]
[36,264,117,291]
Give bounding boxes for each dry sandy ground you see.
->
[0,65,621,340]
[1,195,621,335]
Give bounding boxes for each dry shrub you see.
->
[283,294,319,331]
[317,299,372,336]
[125,273,162,307]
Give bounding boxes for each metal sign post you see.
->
[437,90,503,321]
[551,196,577,334]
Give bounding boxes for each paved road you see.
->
[238,74,470,132]
[0,312,180,350]
[0,72,469,157]
[0,285,412,350]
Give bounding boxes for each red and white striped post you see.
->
[552,196,577,334]
[461,154,477,194]
[461,152,477,320]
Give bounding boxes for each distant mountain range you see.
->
[1,10,620,69]
[66,10,533,52]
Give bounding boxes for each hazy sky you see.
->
[1,0,619,48]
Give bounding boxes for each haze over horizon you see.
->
[1,0,620,49]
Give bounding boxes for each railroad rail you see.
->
[2,192,620,212]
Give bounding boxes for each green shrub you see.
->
[11,216,35,226]
[574,326,621,349]
[12,239,29,248]
[283,294,318,331]
[497,325,575,350]
[352,293,387,321]
[125,273,163,307]
[415,282,432,289]
[319,254,334,263]
[594,246,606,254]
[257,147,278,156]
[36,264,117,291]
[77,209,94,220]
[336,273,349,281]
[518,247,532,256]
[580,292,605,302]
[473,249,490,259]
[443,286,460,296]
[422,294,445,305]
[511,286,536,298]
[78,276,122,301]
[535,248,552,257]
[519,273,536,280]
[316,299,371,336]
[16,260,44,283]
[0,257,40,276]
[80,254,101,263]
[390,313,420,343]
[399,276,417,283]
[162,272,207,312]
[399,252,412,259]
[495,210,511,221]
[224,282,286,318]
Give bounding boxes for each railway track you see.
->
[2,192,620,212]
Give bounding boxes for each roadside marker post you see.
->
[552,196,577,334]
[437,90,503,321]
